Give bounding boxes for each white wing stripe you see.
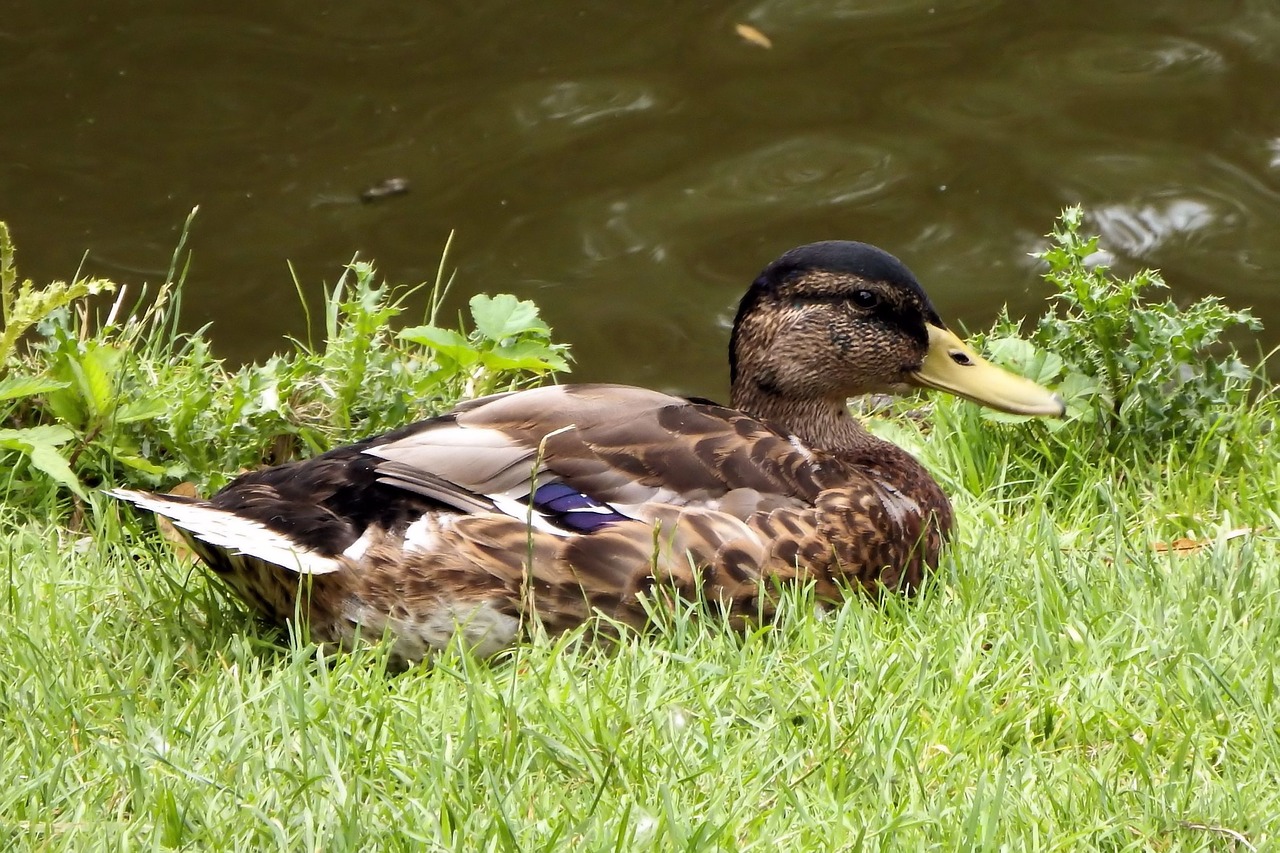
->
[108,489,344,575]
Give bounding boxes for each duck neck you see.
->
[731,382,878,454]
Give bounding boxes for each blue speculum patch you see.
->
[529,482,630,532]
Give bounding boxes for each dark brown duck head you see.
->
[729,241,1065,449]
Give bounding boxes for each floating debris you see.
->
[735,23,773,49]
[360,177,411,203]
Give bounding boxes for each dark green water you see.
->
[4,1,1280,400]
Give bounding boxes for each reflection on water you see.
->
[1093,198,1217,258]
[748,0,1003,32]
[2,0,1280,401]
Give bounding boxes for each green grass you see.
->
[3,212,1279,850]
[3,408,1279,850]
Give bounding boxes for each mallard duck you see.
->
[113,241,1063,665]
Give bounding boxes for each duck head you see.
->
[729,241,1065,432]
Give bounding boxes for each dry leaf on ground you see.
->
[1152,526,1261,554]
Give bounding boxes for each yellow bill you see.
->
[910,325,1066,417]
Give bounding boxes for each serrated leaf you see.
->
[0,374,70,401]
[469,294,547,341]
[398,325,480,367]
[0,220,15,299]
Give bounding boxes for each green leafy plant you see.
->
[978,206,1261,460]
[0,221,573,514]
[399,292,570,399]
[0,222,123,498]
[35,312,175,476]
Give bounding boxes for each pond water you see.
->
[4,0,1279,400]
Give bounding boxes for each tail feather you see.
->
[107,488,344,575]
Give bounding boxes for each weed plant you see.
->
[0,221,567,513]
[1,212,1277,850]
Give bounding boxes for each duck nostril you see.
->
[949,351,973,366]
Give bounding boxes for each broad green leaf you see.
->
[983,336,1064,385]
[469,294,547,341]
[1057,371,1101,406]
[113,453,168,476]
[0,425,87,499]
[398,325,480,367]
[0,374,70,401]
[980,410,1035,425]
[43,384,87,426]
[115,396,168,424]
[72,342,124,419]
[0,424,77,447]
[26,442,89,499]
[983,336,1036,365]
[481,339,570,373]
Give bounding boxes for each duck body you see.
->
[114,242,1062,665]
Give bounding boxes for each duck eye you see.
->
[851,290,878,309]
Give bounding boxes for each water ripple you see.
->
[1009,33,1226,92]
[510,79,663,130]
[570,134,935,263]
